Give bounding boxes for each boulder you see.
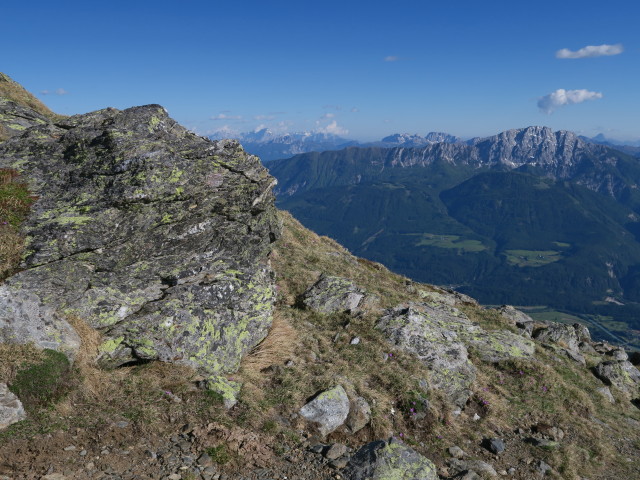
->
[377,303,534,407]
[495,305,534,336]
[594,360,640,397]
[0,104,280,388]
[377,304,476,408]
[448,459,498,478]
[533,323,580,352]
[0,97,50,139]
[301,274,365,314]
[0,383,26,429]
[299,385,350,436]
[345,438,438,480]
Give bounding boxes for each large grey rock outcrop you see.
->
[594,360,640,397]
[0,103,280,385]
[0,98,50,139]
[495,305,534,336]
[377,304,476,408]
[345,438,438,480]
[301,274,365,314]
[376,303,534,407]
[533,323,581,352]
[299,385,350,436]
[0,383,26,429]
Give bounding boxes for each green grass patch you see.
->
[9,349,74,411]
[504,249,562,267]
[415,233,486,252]
[205,444,231,465]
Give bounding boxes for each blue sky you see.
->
[3,0,639,141]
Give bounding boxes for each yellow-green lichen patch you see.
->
[99,336,124,354]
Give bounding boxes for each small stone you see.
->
[41,475,67,480]
[115,420,130,428]
[508,467,516,475]
[459,471,481,480]
[345,396,371,433]
[536,460,552,475]
[168,474,181,480]
[350,337,360,345]
[0,383,26,430]
[285,360,295,367]
[324,443,348,460]
[80,449,87,456]
[100,449,110,455]
[448,446,465,459]
[499,470,508,476]
[309,443,326,454]
[63,445,76,451]
[473,413,481,421]
[330,457,350,469]
[485,438,505,454]
[198,452,213,467]
[85,462,95,470]
[145,449,157,459]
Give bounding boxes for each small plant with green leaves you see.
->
[9,349,74,410]
[205,444,231,465]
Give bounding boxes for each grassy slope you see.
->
[1,210,639,478]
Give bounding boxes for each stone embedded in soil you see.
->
[0,383,26,430]
[301,274,365,314]
[345,438,438,480]
[485,438,505,454]
[299,385,350,437]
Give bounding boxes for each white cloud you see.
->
[384,56,399,62]
[350,107,359,113]
[316,120,349,136]
[556,43,623,59]
[321,113,335,119]
[41,88,68,95]
[538,88,603,114]
[211,113,243,120]
[254,114,275,121]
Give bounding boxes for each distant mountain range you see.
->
[212,128,640,161]
[209,129,464,161]
[267,126,640,339]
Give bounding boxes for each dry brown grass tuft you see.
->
[242,312,298,373]
[0,343,45,384]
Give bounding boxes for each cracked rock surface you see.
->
[0,103,281,384]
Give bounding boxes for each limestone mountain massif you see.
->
[2,73,640,479]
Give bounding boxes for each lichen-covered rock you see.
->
[0,104,280,385]
[465,329,535,363]
[301,274,365,314]
[377,304,476,408]
[533,323,580,352]
[376,303,534,407]
[299,385,350,436]
[0,98,50,139]
[345,438,438,480]
[594,360,640,397]
[0,383,26,429]
[495,305,534,337]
